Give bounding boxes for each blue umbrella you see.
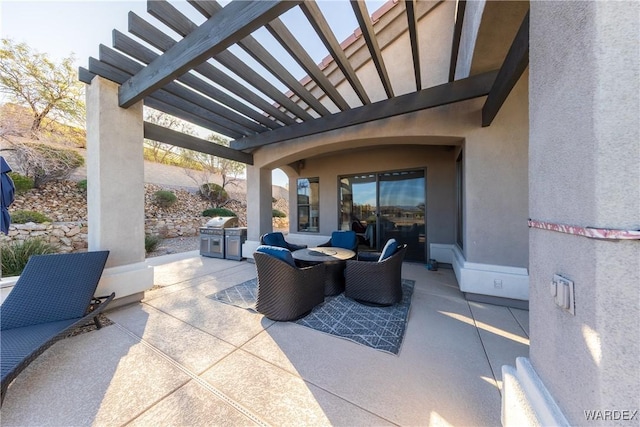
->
[1,156,16,235]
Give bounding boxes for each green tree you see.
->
[183,134,246,206]
[0,39,85,136]
[143,108,200,166]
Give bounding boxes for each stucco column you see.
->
[242,165,273,259]
[502,2,639,426]
[85,76,153,305]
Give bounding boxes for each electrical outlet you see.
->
[494,279,503,289]
[552,274,575,315]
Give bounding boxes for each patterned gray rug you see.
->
[208,278,415,355]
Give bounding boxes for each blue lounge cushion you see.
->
[331,231,357,251]
[378,238,399,262]
[262,232,287,248]
[255,245,296,267]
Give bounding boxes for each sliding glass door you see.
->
[339,169,426,262]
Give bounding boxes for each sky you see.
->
[0,0,386,187]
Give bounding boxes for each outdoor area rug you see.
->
[208,278,415,354]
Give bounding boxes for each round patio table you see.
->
[292,247,356,296]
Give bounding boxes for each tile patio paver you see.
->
[0,255,529,426]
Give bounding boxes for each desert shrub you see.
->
[12,142,84,188]
[76,179,87,192]
[199,183,228,208]
[152,190,177,208]
[7,172,34,194]
[202,208,236,218]
[272,209,286,218]
[1,238,58,276]
[145,234,162,253]
[10,210,52,224]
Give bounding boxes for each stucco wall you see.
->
[254,82,529,269]
[463,69,529,268]
[289,145,457,256]
[529,1,639,423]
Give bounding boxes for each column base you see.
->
[96,262,154,304]
[502,357,569,426]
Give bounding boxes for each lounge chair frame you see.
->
[0,251,114,406]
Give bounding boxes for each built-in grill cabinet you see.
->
[199,217,238,258]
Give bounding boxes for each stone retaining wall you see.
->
[1,217,290,253]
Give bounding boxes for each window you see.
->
[297,177,319,232]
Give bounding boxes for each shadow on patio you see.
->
[1,252,528,426]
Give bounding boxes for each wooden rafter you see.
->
[86,59,244,139]
[144,122,254,164]
[231,70,498,151]
[449,0,466,82]
[146,0,312,121]
[118,0,299,108]
[266,18,350,111]
[112,30,275,131]
[100,45,257,137]
[127,12,295,126]
[188,0,330,117]
[482,10,529,127]
[405,0,421,91]
[300,0,371,105]
[351,0,394,98]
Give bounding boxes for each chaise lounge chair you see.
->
[0,251,114,406]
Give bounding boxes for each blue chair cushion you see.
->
[255,245,296,267]
[331,231,357,250]
[378,238,398,262]
[262,232,287,248]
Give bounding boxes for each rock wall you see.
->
[2,180,290,252]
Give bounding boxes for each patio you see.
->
[1,252,529,426]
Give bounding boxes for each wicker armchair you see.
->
[254,251,325,321]
[260,232,307,251]
[344,244,407,306]
[318,230,358,252]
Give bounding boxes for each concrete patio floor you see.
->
[1,251,529,426]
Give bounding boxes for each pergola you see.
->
[79,0,529,165]
[75,2,640,425]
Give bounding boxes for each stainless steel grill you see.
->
[199,216,238,258]
[224,227,247,260]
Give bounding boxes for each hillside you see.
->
[1,103,289,225]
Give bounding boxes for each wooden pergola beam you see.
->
[144,122,254,165]
[405,0,422,91]
[231,70,498,151]
[351,0,394,98]
[300,0,371,105]
[87,58,244,139]
[112,30,269,133]
[449,0,466,82]
[266,18,350,111]
[100,45,257,137]
[127,12,295,126]
[188,0,331,117]
[146,0,312,121]
[482,10,529,127]
[118,0,299,108]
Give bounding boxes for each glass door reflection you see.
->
[339,169,425,262]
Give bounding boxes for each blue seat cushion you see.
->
[331,231,357,250]
[378,238,398,262]
[256,245,296,267]
[262,232,287,248]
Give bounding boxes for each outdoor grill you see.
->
[199,216,238,258]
